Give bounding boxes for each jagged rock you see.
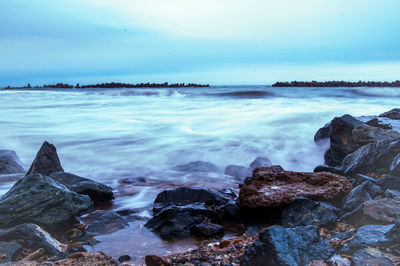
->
[342,181,383,212]
[0,173,92,231]
[172,161,219,172]
[281,197,339,228]
[86,212,128,234]
[0,223,64,258]
[237,166,352,209]
[314,122,332,142]
[378,175,400,191]
[191,222,224,237]
[224,165,249,180]
[379,108,400,120]
[352,124,400,147]
[26,141,64,176]
[366,118,392,130]
[342,199,400,226]
[340,224,394,255]
[340,139,400,177]
[0,241,22,263]
[352,247,394,266]
[323,114,364,166]
[390,153,400,176]
[240,225,335,266]
[49,172,113,204]
[0,150,25,175]
[249,157,272,173]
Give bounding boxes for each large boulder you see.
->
[342,181,384,212]
[340,139,400,177]
[379,108,400,120]
[352,124,400,147]
[49,172,113,204]
[26,141,63,176]
[237,166,352,209]
[240,225,335,266]
[323,114,364,166]
[0,150,25,175]
[0,173,92,231]
[281,197,339,228]
[172,161,219,172]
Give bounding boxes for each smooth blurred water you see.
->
[0,85,398,260]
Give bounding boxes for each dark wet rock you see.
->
[249,157,272,173]
[49,171,113,204]
[0,241,22,263]
[324,114,364,167]
[191,222,224,237]
[313,165,344,175]
[26,141,64,176]
[118,255,131,263]
[314,122,332,142]
[0,223,63,258]
[237,166,352,209]
[172,161,219,172]
[340,224,394,255]
[327,230,357,242]
[353,173,378,186]
[366,117,393,130]
[281,197,339,228]
[352,248,394,266]
[340,139,400,177]
[86,212,128,234]
[385,222,400,243]
[390,153,400,176]
[379,108,400,120]
[385,189,400,200]
[342,181,384,212]
[352,124,400,147]
[224,165,249,180]
[342,199,400,226]
[119,176,147,184]
[0,150,25,175]
[145,254,171,266]
[378,175,400,191]
[0,173,92,231]
[240,225,335,266]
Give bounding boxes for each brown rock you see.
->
[352,124,400,147]
[329,238,343,250]
[237,166,352,209]
[145,254,171,266]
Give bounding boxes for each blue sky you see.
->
[1,0,400,86]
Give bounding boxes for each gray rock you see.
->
[366,117,392,130]
[224,165,249,180]
[87,212,128,234]
[172,161,219,172]
[390,153,400,176]
[0,173,92,231]
[26,141,63,176]
[0,241,22,263]
[0,150,25,175]
[353,174,378,186]
[342,181,383,212]
[240,225,335,266]
[314,122,332,142]
[352,248,394,266]
[385,189,400,200]
[281,197,339,228]
[249,157,272,173]
[191,222,224,237]
[378,175,400,191]
[352,124,400,147]
[379,108,400,120]
[49,171,113,204]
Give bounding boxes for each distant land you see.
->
[272,80,400,87]
[3,82,210,89]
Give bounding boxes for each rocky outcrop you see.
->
[0,173,92,231]
[379,108,400,120]
[172,161,219,172]
[240,225,335,266]
[352,124,400,147]
[0,150,25,175]
[26,141,63,176]
[237,166,352,209]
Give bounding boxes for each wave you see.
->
[210,90,275,98]
[350,88,400,97]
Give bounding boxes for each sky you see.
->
[1,0,400,86]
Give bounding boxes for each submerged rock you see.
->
[49,172,113,204]
[0,150,25,175]
[0,173,92,231]
[26,141,63,176]
[172,161,219,172]
[86,212,128,234]
[240,225,335,266]
[379,108,400,120]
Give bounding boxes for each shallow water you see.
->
[0,85,398,261]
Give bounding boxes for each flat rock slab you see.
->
[237,167,352,209]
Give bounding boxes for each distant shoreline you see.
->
[272,80,400,87]
[3,82,210,89]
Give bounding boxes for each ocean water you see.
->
[0,85,399,260]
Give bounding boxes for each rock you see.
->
[352,124,400,147]
[328,255,351,266]
[390,153,400,176]
[240,225,335,266]
[0,150,25,175]
[313,165,344,175]
[0,241,22,263]
[352,174,378,186]
[366,117,392,130]
[314,122,332,142]
[118,255,131,262]
[191,222,224,237]
[385,222,400,243]
[237,167,352,209]
[281,197,339,228]
[172,161,219,172]
[352,247,394,266]
[324,114,364,166]
[53,252,117,265]
[385,189,400,200]
[49,172,113,204]
[342,181,383,212]
[0,173,92,231]
[379,108,400,120]
[343,199,400,225]
[86,212,128,234]
[249,157,272,173]
[340,224,395,255]
[0,223,64,258]
[327,230,357,242]
[224,165,249,180]
[378,175,400,191]
[118,176,147,184]
[26,141,64,176]
[340,139,400,177]
[145,254,171,266]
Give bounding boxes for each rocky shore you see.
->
[0,108,400,265]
